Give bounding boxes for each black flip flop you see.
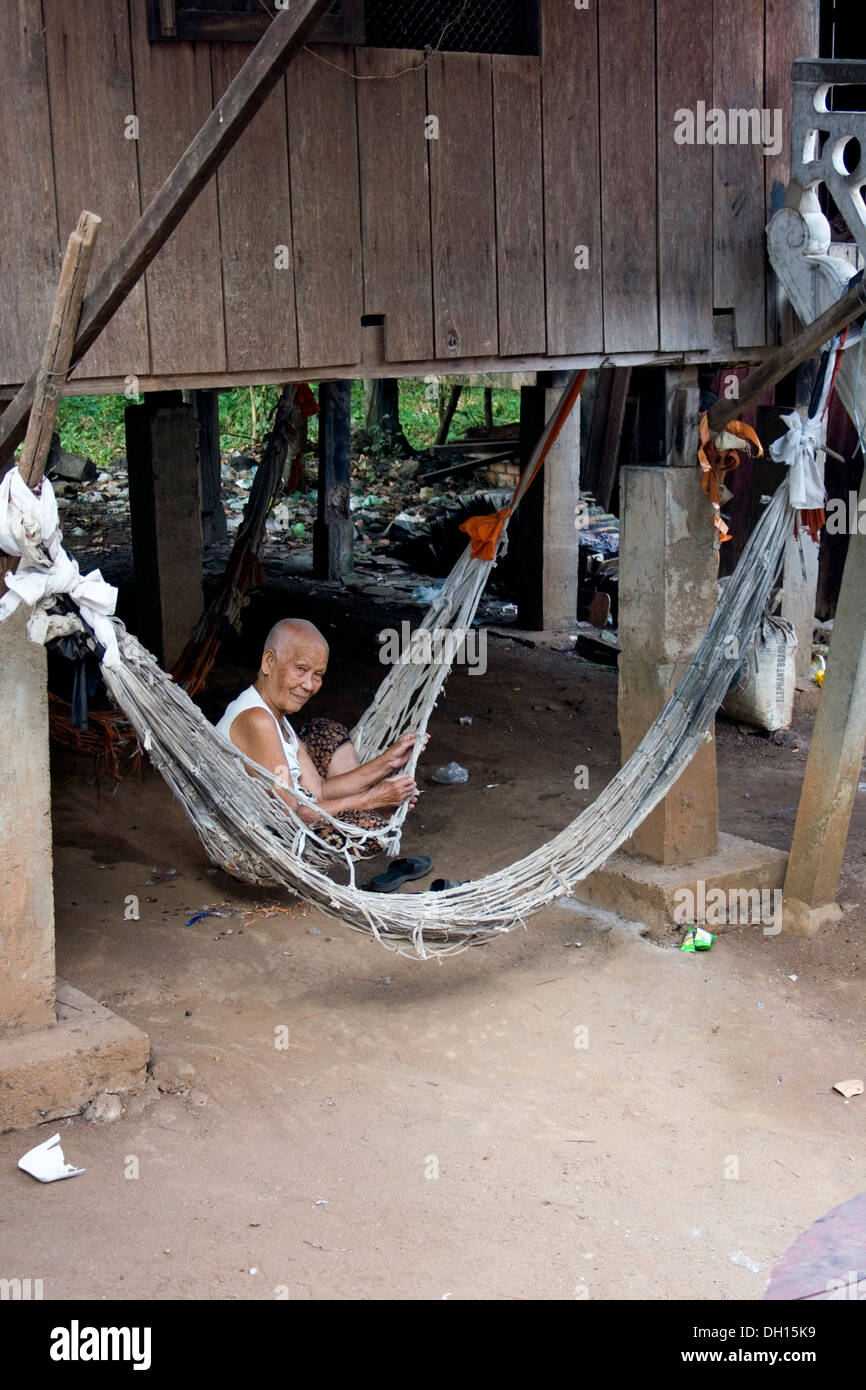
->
[430,878,467,891]
[367,856,433,893]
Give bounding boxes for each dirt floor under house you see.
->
[1,565,865,1302]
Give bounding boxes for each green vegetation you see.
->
[53,379,521,466]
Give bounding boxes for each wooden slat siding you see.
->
[657,0,714,350]
[713,0,766,348]
[286,46,363,368]
[540,0,602,354]
[0,2,60,386]
[355,48,433,363]
[428,52,498,359]
[210,43,298,371]
[598,0,658,353]
[764,0,820,344]
[128,2,226,374]
[43,0,147,382]
[493,55,545,357]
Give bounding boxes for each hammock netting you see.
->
[0,362,826,959]
[97,475,793,958]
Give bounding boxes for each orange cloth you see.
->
[697,414,763,543]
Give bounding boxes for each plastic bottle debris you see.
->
[458,716,473,726]
[811,654,826,686]
[432,762,469,784]
[680,926,716,952]
[19,1134,85,1183]
[729,1251,761,1273]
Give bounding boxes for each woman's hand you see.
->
[361,775,417,810]
[382,731,429,771]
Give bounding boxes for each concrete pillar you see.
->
[0,607,56,1034]
[618,465,720,862]
[126,393,203,668]
[617,366,719,864]
[0,608,150,1130]
[783,473,866,934]
[516,372,581,630]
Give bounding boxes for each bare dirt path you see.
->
[2,590,864,1301]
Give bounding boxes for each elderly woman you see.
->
[215,617,431,888]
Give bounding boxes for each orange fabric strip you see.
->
[698,413,763,543]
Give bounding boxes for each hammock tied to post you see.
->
[0,351,843,958]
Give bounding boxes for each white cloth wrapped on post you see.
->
[768,410,827,511]
[0,468,120,668]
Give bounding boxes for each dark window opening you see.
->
[147,1,539,55]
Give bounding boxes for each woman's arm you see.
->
[232,709,416,820]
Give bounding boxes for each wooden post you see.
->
[314,380,353,581]
[191,389,227,546]
[584,366,631,509]
[705,272,866,436]
[0,0,331,470]
[126,392,203,668]
[435,384,463,447]
[514,373,581,631]
[1,211,100,591]
[783,468,866,934]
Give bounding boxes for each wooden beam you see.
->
[1,210,100,591]
[705,273,866,435]
[18,211,100,489]
[0,0,330,471]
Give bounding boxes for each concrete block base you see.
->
[574,832,789,943]
[779,898,843,938]
[0,981,150,1134]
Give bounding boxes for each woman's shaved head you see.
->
[262,618,329,663]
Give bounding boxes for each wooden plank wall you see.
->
[211,42,298,372]
[540,0,602,354]
[0,0,822,389]
[355,47,433,362]
[656,0,714,350]
[0,0,60,384]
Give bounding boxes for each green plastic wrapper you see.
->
[680,926,716,953]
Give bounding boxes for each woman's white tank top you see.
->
[215,685,304,790]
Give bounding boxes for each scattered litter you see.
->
[811,654,826,687]
[458,715,473,726]
[432,761,469,784]
[152,867,178,882]
[314,1198,328,1206]
[757,1002,765,1009]
[186,907,233,926]
[307,927,322,936]
[680,927,716,953]
[692,1228,702,1238]
[564,941,583,949]
[833,1079,864,1099]
[485,783,500,789]
[18,1133,85,1183]
[788,974,798,981]
[378,976,393,985]
[729,1251,761,1273]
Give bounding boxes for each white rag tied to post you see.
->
[0,469,120,667]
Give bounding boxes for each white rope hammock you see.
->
[1,359,828,958]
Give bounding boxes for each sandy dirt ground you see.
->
[1,578,865,1302]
